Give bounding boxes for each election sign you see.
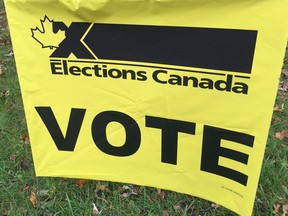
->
[4,0,288,215]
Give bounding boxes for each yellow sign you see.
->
[4,0,288,215]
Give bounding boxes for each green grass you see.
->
[0,0,288,215]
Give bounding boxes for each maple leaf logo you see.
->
[31,16,65,49]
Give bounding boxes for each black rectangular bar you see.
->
[84,24,257,73]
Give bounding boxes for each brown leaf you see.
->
[283,203,288,214]
[120,192,130,198]
[9,155,17,161]
[120,185,138,198]
[21,133,30,142]
[272,117,282,123]
[174,200,198,215]
[157,188,165,200]
[162,210,170,216]
[282,84,288,91]
[274,104,284,112]
[95,183,110,204]
[29,192,37,207]
[278,82,288,92]
[76,179,87,188]
[96,183,106,198]
[274,204,282,213]
[275,131,288,140]
[174,200,190,213]
[211,203,221,209]
[274,203,288,215]
[174,204,182,211]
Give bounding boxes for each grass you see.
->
[0,0,287,215]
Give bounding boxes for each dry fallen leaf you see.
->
[274,104,284,112]
[274,204,282,213]
[272,117,282,123]
[274,203,288,215]
[120,185,138,198]
[283,203,288,215]
[174,204,182,211]
[92,203,102,216]
[95,183,106,198]
[29,192,37,207]
[275,131,288,140]
[76,179,87,188]
[20,133,30,142]
[211,203,221,209]
[95,183,109,204]
[157,188,165,200]
[174,200,190,213]
[278,82,288,92]
[9,155,17,161]
[162,209,170,216]
[120,192,130,198]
